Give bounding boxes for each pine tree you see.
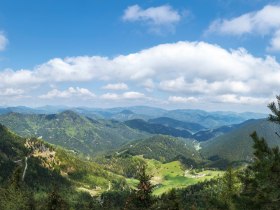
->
[239,132,280,209]
[135,165,154,209]
[46,185,69,210]
[268,95,280,124]
[124,165,154,210]
[237,95,280,209]
[220,165,240,208]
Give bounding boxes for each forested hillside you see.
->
[0,111,149,156]
[117,135,201,162]
[0,124,129,209]
[201,119,280,162]
[124,119,193,139]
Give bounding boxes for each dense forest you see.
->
[0,96,280,209]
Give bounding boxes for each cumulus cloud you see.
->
[122,4,181,33]
[168,96,199,103]
[0,32,8,51]
[208,5,280,35]
[101,91,145,100]
[0,88,24,96]
[214,94,270,105]
[207,4,280,51]
[1,41,280,106]
[102,83,128,90]
[160,77,251,94]
[40,87,95,99]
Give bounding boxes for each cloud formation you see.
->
[122,4,181,34]
[102,83,128,90]
[1,41,279,107]
[168,96,198,103]
[0,88,24,96]
[207,5,280,51]
[101,91,145,100]
[40,87,95,99]
[0,32,8,51]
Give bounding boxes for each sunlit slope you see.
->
[0,111,149,155]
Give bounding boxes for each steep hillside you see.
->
[117,135,201,163]
[0,111,149,156]
[148,117,205,133]
[201,119,280,162]
[124,119,192,138]
[192,121,250,141]
[0,124,127,204]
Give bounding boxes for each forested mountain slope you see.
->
[0,124,128,208]
[163,110,266,128]
[148,117,205,133]
[201,119,280,162]
[124,119,193,138]
[117,135,201,163]
[0,111,149,156]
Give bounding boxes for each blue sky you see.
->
[0,0,280,112]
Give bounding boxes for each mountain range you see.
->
[0,106,266,128]
[0,106,274,166]
[0,111,149,156]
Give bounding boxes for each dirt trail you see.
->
[22,156,28,181]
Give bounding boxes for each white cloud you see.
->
[160,77,251,94]
[101,91,145,100]
[122,5,181,33]
[0,32,8,51]
[0,88,24,96]
[100,93,119,100]
[1,41,280,107]
[268,29,280,51]
[123,91,145,99]
[214,94,269,105]
[207,5,280,51]
[102,83,128,90]
[168,96,198,103]
[208,5,280,35]
[40,87,95,99]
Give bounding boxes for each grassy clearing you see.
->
[127,158,224,196]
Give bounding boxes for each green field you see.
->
[127,158,224,196]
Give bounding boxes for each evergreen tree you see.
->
[268,95,280,124]
[239,132,280,209]
[220,166,240,209]
[135,165,154,209]
[158,189,180,210]
[221,166,240,205]
[46,185,69,210]
[124,165,154,210]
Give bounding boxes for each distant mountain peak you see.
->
[59,110,81,117]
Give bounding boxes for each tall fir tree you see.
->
[238,95,280,210]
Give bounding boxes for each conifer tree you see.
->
[268,95,280,124]
[238,95,280,209]
[221,165,240,208]
[124,165,154,210]
[135,165,154,209]
[47,185,69,210]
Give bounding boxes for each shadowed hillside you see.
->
[201,119,280,162]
